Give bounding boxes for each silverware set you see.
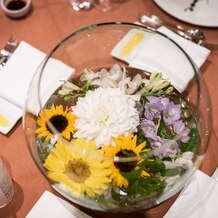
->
[137,13,218,52]
[0,36,18,70]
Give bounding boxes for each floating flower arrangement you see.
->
[35,64,198,210]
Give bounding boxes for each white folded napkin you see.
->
[0,97,23,134]
[164,168,218,218]
[157,26,210,68]
[0,41,74,134]
[111,26,210,93]
[26,190,92,218]
[0,41,46,108]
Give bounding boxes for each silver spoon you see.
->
[137,13,206,43]
[137,13,186,32]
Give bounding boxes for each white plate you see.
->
[153,0,218,27]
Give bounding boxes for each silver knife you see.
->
[0,36,18,69]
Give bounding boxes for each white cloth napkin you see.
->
[164,168,218,218]
[26,190,92,218]
[111,26,210,93]
[0,41,74,134]
[157,26,210,68]
[0,97,23,134]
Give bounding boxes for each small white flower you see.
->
[91,64,143,95]
[118,74,142,95]
[138,72,171,95]
[72,87,139,148]
[105,64,124,81]
[175,151,194,169]
[164,151,194,170]
[80,68,99,83]
[61,80,81,91]
[58,80,81,96]
[91,64,125,88]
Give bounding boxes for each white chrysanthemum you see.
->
[72,87,139,148]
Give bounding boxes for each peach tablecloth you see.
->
[0,0,218,217]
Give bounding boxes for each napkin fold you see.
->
[164,168,218,218]
[0,41,74,134]
[111,26,210,93]
[26,190,92,218]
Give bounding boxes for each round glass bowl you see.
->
[23,22,212,212]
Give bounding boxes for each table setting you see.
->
[0,40,74,134]
[0,0,218,217]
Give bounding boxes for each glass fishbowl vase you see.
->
[23,22,212,212]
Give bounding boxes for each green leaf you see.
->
[136,129,148,146]
[122,168,142,185]
[110,176,166,204]
[139,158,166,174]
[179,124,198,152]
[124,176,166,199]
[158,119,174,139]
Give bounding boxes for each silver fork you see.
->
[137,13,218,52]
[0,36,18,70]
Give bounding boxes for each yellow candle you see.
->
[0,114,9,128]
[119,32,144,57]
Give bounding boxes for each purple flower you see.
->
[157,97,170,111]
[144,101,161,121]
[163,102,181,125]
[153,139,179,159]
[141,119,158,140]
[144,96,169,120]
[151,136,163,148]
[173,120,190,143]
[141,96,190,160]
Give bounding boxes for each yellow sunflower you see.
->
[43,138,111,198]
[103,134,150,188]
[35,105,76,141]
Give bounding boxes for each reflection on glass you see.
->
[69,0,93,11]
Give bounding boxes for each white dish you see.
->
[153,0,218,27]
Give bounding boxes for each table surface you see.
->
[0,0,218,217]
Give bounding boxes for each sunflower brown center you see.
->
[114,149,137,173]
[65,159,91,183]
[48,115,69,133]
